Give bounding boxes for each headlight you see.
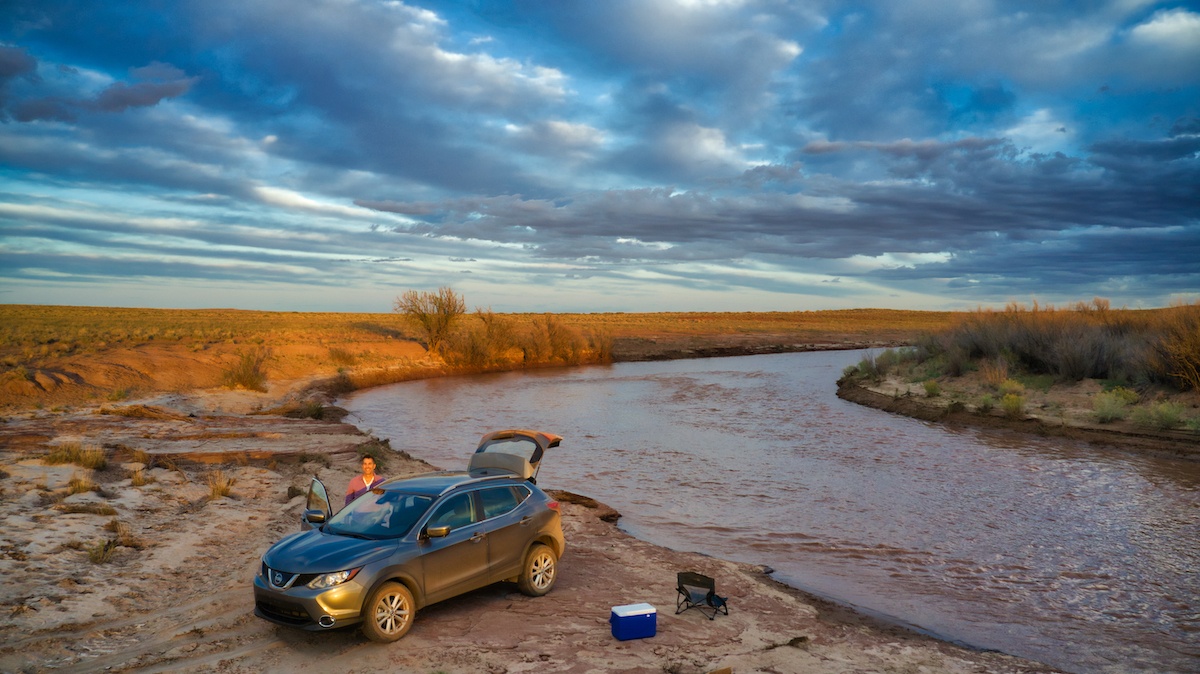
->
[307,567,362,589]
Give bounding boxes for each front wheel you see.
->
[360,581,415,642]
[517,543,558,597]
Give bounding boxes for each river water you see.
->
[340,351,1200,673]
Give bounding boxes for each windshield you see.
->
[326,489,433,539]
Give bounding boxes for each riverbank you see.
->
[0,344,1065,673]
[837,378,1200,461]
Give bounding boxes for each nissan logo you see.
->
[272,571,283,586]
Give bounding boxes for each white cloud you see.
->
[1004,109,1074,154]
[1129,8,1200,51]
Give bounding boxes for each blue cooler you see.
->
[610,602,657,640]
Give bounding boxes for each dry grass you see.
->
[67,473,95,495]
[104,519,145,549]
[205,469,235,499]
[56,503,117,515]
[88,539,119,564]
[45,443,108,470]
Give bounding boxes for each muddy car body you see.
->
[253,430,565,642]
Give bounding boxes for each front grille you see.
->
[256,596,313,626]
[263,563,318,590]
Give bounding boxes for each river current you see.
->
[341,351,1200,673]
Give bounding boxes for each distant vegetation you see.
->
[843,299,1200,430]
[3,299,956,406]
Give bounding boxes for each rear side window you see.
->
[478,486,521,520]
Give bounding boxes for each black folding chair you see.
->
[675,571,729,620]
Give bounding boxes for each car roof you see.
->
[377,470,517,497]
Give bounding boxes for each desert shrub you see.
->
[977,394,996,413]
[980,358,1009,388]
[1152,302,1200,390]
[286,401,326,420]
[129,468,152,486]
[88,539,119,564]
[67,473,95,495]
[327,347,356,366]
[874,348,902,375]
[45,443,108,470]
[1092,392,1131,423]
[442,321,506,368]
[104,519,144,548]
[1001,393,1025,419]
[221,347,270,391]
[521,314,586,365]
[923,380,941,397]
[1186,416,1200,432]
[205,470,235,499]
[107,388,130,401]
[287,485,305,499]
[849,349,905,382]
[999,379,1025,396]
[588,328,614,363]
[1131,402,1185,430]
[937,300,1169,385]
[1105,386,1140,404]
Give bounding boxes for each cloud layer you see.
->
[1,1,1197,311]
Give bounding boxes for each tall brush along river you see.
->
[341,351,1200,673]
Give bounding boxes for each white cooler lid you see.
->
[612,602,656,616]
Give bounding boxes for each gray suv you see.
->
[254,430,566,642]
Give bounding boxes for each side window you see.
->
[479,486,521,520]
[427,492,475,531]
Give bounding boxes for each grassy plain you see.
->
[0,304,956,411]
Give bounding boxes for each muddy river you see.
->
[341,351,1200,673]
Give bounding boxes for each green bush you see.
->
[999,379,1025,396]
[1001,393,1025,419]
[977,394,996,413]
[1131,402,1185,430]
[923,380,941,397]
[1105,386,1139,404]
[1092,391,1130,423]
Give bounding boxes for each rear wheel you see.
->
[360,581,415,642]
[517,543,558,597]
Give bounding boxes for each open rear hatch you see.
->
[467,429,561,482]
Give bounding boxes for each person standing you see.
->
[345,455,384,506]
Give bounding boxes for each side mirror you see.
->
[303,508,327,524]
[425,525,451,538]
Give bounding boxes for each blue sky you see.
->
[1,1,1198,313]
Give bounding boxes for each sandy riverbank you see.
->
[0,362,1066,674]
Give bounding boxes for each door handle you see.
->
[520,516,534,526]
[470,532,486,543]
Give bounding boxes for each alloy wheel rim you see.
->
[375,592,410,634]
[531,552,555,589]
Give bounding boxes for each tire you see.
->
[360,581,415,643]
[517,543,558,597]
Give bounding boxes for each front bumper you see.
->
[252,572,368,631]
